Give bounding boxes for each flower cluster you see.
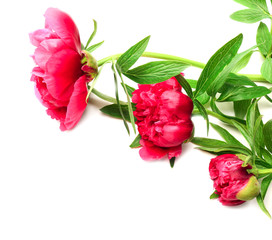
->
[29,6,272,217]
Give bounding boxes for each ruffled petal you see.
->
[139,140,168,161]
[60,76,88,131]
[34,76,68,109]
[44,48,82,101]
[167,145,182,159]
[33,38,66,70]
[44,8,81,54]
[29,28,58,47]
[47,107,66,122]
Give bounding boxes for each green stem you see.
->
[97,52,205,68]
[256,168,272,175]
[192,109,234,125]
[91,88,128,105]
[97,52,267,82]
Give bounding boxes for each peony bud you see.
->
[209,154,260,206]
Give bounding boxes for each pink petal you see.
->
[44,48,82,101]
[44,8,81,54]
[167,145,182,159]
[29,28,58,47]
[47,107,66,121]
[33,75,68,109]
[60,76,88,131]
[34,38,66,70]
[139,144,168,161]
[31,67,45,78]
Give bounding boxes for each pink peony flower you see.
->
[209,154,260,206]
[29,8,97,131]
[132,76,194,161]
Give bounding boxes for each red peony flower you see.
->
[132,76,194,161]
[209,154,260,206]
[29,8,97,131]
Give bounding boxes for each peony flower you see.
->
[29,8,97,131]
[132,76,194,161]
[209,154,260,206]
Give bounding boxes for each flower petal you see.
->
[139,140,168,161]
[44,8,81,53]
[44,48,82,101]
[60,76,88,131]
[167,145,182,159]
[29,28,58,47]
[33,38,66,70]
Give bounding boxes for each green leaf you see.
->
[246,99,258,135]
[261,174,272,199]
[232,120,253,150]
[257,22,272,56]
[198,146,252,155]
[192,137,251,155]
[191,137,227,148]
[130,134,141,148]
[234,100,251,119]
[261,148,272,165]
[100,103,134,122]
[230,9,269,23]
[261,58,272,83]
[121,83,135,97]
[187,79,198,89]
[193,99,209,133]
[210,191,219,199]
[124,61,189,84]
[256,194,271,218]
[186,80,210,104]
[194,34,243,98]
[217,86,271,101]
[256,159,272,168]
[192,137,252,155]
[112,62,130,135]
[263,119,272,153]
[117,36,150,73]
[208,45,257,96]
[254,0,269,11]
[253,115,265,158]
[85,19,98,49]
[232,51,254,73]
[86,40,104,53]
[197,92,210,105]
[246,100,264,148]
[225,73,256,87]
[170,157,176,168]
[210,98,246,125]
[265,94,272,103]
[175,74,193,99]
[116,68,136,134]
[233,0,267,9]
[210,123,246,148]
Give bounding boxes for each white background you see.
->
[1,0,272,239]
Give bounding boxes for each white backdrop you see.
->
[1,0,272,239]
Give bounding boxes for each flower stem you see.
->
[97,52,205,68]
[256,168,272,175]
[91,88,128,105]
[192,109,234,126]
[97,52,267,83]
